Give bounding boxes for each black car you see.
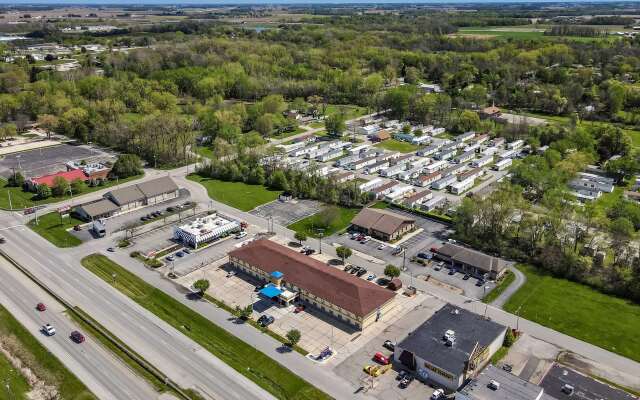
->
[257,315,274,327]
[396,370,409,381]
[417,252,431,260]
[476,279,485,287]
[383,340,395,351]
[463,274,470,280]
[304,249,316,255]
[448,269,456,276]
[167,206,175,212]
[344,265,353,273]
[350,267,360,275]
[356,269,367,277]
[399,375,414,388]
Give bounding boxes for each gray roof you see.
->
[106,185,145,206]
[136,176,179,198]
[397,303,506,376]
[457,365,545,400]
[77,199,120,218]
[436,243,506,274]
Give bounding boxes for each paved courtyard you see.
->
[250,198,323,226]
[179,260,427,362]
[0,143,113,178]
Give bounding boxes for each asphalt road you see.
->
[0,257,159,400]
[0,215,275,400]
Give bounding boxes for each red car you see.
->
[70,331,85,343]
[294,305,305,313]
[374,352,390,365]
[36,303,46,312]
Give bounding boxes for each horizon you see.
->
[0,0,633,5]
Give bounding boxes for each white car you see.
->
[42,324,56,336]
[431,388,444,399]
[377,244,386,250]
[235,231,247,239]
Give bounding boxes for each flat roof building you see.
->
[174,214,240,249]
[351,207,415,241]
[228,239,396,330]
[395,304,507,391]
[433,243,507,280]
[456,365,546,400]
[105,176,179,210]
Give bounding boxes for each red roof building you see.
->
[28,169,88,188]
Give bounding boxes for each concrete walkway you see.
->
[490,264,527,308]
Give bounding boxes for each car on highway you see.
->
[383,340,395,351]
[70,330,85,343]
[373,352,390,365]
[36,303,46,312]
[257,315,274,327]
[42,324,56,336]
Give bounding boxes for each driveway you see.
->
[490,264,526,308]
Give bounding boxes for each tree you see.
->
[71,179,85,195]
[51,176,70,197]
[336,246,352,264]
[193,279,210,294]
[325,113,346,137]
[36,114,58,139]
[36,184,51,199]
[286,329,301,347]
[235,304,253,321]
[294,231,307,245]
[255,113,274,136]
[7,171,24,187]
[269,170,289,191]
[503,327,516,347]
[111,154,143,178]
[317,206,340,229]
[384,264,401,278]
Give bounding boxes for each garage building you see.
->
[394,304,507,391]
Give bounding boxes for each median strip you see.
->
[81,253,331,400]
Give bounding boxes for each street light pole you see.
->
[318,232,323,254]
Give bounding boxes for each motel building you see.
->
[229,239,396,330]
[174,214,240,249]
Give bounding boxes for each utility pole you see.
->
[402,246,406,271]
[7,190,11,210]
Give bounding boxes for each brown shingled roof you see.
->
[351,208,415,236]
[228,239,395,317]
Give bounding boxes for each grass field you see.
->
[374,139,418,153]
[0,175,142,210]
[0,350,30,399]
[194,145,215,160]
[28,212,83,248]
[80,254,330,400]
[457,28,544,40]
[271,126,307,140]
[483,269,515,304]
[0,305,96,400]
[324,104,368,120]
[187,174,282,211]
[288,206,361,238]
[503,264,640,363]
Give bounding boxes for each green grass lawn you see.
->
[0,351,30,399]
[194,145,215,159]
[0,175,142,210]
[28,212,83,248]
[457,28,545,40]
[374,139,418,153]
[187,174,282,211]
[503,264,640,363]
[483,269,515,304]
[323,104,368,120]
[308,122,324,129]
[0,305,96,400]
[271,126,308,140]
[288,206,361,238]
[80,254,329,400]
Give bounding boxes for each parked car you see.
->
[294,305,305,313]
[463,274,470,280]
[343,265,353,273]
[167,206,175,212]
[183,248,191,254]
[396,370,409,381]
[377,277,390,286]
[434,262,443,271]
[304,249,315,255]
[107,247,115,252]
[226,271,236,278]
[36,303,46,312]
[350,266,360,275]
[417,252,432,260]
[373,352,390,365]
[0,236,5,244]
[42,324,56,336]
[166,255,175,262]
[562,384,575,395]
[383,340,395,351]
[356,269,367,277]
[141,216,148,221]
[448,269,456,275]
[502,364,513,373]
[257,315,275,327]
[176,251,185,258]
[476,279,485,287]
[235,231,248,239]
[70,331,85,343]
[392,247,404,256]
[366,274,376,281]
[73,225,82,231]
[431,388,445,399]
[399,375,414,388]
[377,244,386,250]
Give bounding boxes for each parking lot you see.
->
[334,296,446,399]
[179,253,427,362]
[540,363,636,400]
[0,143,113,178]
[251,198,323,226]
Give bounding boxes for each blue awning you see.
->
[271,271,283,279]
[260,284,283,298]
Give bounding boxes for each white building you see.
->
[507,139,525,150]
[449,177,475,194]
[493,158,512,171]
[381,163,407,178]
[348,144,371,155]
[384,185,414,203]
[471,155,494,168]
[432,175,458,190]
[454,150,477,164]
[359,178,384,192]
[174,214,240,249]
[435,149,456,161]
[425,160,447,174]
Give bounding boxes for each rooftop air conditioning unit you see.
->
[444,329,455,341]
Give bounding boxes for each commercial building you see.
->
[228,239,396,330]
[105,176,179,211]
[75,198,121,221]
[174,214,240,249]
[351,207,415,241]
[27,169,90,190]
[395,304,507,391]
[432,243,507,280]
[456,365,547,400]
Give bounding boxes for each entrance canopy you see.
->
[259,284,283,298]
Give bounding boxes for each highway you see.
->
[0,214,275,400]
[0,256,160,400]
